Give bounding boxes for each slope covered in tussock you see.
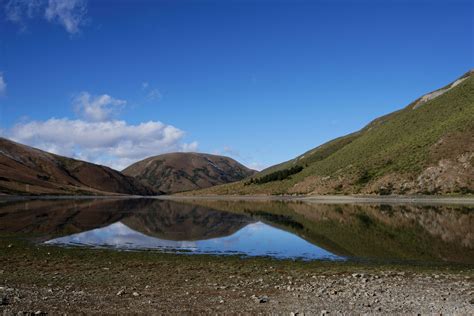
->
[190,70,474,196]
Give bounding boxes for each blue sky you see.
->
[0,0,472,170]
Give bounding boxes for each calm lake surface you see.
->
[0,198,473,264]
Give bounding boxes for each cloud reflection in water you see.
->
[46,221,342,260]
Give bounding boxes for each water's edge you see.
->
[1,194,474,205]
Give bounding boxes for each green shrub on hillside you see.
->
[246,165,304,185]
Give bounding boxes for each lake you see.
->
[0,198,473,264]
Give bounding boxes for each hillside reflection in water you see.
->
[0,198,472,264]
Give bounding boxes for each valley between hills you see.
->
[1,2,473,314]
[1,70,473,198]
[1,68,473,313]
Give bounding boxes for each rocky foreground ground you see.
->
[1,237,473,314]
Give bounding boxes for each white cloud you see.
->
[0,73,6,95]
[4,0,41,29]
[73,92,126,122]
[3,0,88,34]
[45,0,87,34]
[180,141,199,152]
[6,118,199,170]
[2,90,198,170]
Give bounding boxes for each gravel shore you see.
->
[1,268,473,314]
[163,194,474,205]
[1,238,473,314]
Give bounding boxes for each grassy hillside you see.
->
[188,70,474,196]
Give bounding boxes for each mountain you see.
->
[0,198,145,238]
[191,70,474,196]
[122,152,256,194]
[121,200,253,241]
[0,198,252,241]
[0,137,155,196]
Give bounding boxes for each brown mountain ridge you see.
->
[122,152,256,194]
[0,137,155,196]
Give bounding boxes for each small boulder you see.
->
[251,294,269,303]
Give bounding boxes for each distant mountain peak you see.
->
[123,152,256,194]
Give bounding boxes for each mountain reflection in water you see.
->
[0,198,472,264]
[45,221,340,260]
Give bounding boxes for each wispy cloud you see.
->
[3,92,198,170]
[4,0,41,31]
[3,0,88,34]
[0,73,6,96]
[45,0,87,34]
[141,82,162,102]
[73,92,126,122]
[146,88,162,101]
[180,141,199,152]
